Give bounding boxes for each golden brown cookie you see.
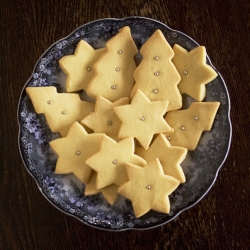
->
[59,40,105,92]
[164,101,220,150]
[172,44,218,101]
[26,86,94,137]
[114,89,172,150]
[87,26,138,102]
[118,158,180,218]
[49,122,103,184]
[135,133,187,183]
[81,96,129,140]
[131,29,182,111]
[85,134,146,188]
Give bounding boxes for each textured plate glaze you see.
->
[18,17,232,231]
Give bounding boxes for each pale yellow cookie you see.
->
[118,158,180,218]
[26,86,94,137]
[135,133,187,183]
[49,122,103,184]
[172,44,218,101]
[87,26,138,102]
[85,134,146,189]
[114,89,172,150]
[59,40,105,92]
[85,171,119,205]
[164,102,220,150]
[81,96,129,140]
[131,29,182,111]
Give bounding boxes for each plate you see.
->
[18,16,232,231]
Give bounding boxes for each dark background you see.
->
[1,0,250,249]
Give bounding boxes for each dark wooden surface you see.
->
[1,0,250,249]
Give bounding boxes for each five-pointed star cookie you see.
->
[85,171,119,205]
[26,86,94,137]
[113,90,172,150]
[81,96,129,140]
[135,133,187,183]
[172,44,218,101]
[164,101,220,150]
[85,135,146,189]
[118,158,180,218]
[131,29,182,111]
[87,26,138,102]
[49,122,103,184]
[59,40,105,92]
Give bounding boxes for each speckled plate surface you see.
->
[18,17,232,231]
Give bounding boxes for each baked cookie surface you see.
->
[131,29,182,111]
[172,44,218,101]
[114,90,171,149]
[59,40,105,93]
[118,158,180,218]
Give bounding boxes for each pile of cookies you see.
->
[26,26,220,218]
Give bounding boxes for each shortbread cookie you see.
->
[81,96,129,140]
[26,86,94,136]
[49,122,103,184]
[135,133,187,183]
[131,29,182,111]
[172,44,218,101]
[87,26,138,102]
[164,102,220,150]
[85,135,146,189]
[114,90,172,150]
[118,158,180,218]
[85,171,119,205]
[59,40,105,92]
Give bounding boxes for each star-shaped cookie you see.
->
[118,158,180,218]
[172,44,218,101]
[59,40,105,92]
[85,171,119,205]
[85,135,146,189]
[81,96,129,140]
[135,133,187,183]
[26,86,94,137]
[131,29,182,111]
[87,26,138,102]
[164,101,220,150]
[49,122,103,184]
[113,90,172,150]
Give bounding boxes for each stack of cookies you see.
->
[26,26,219,218]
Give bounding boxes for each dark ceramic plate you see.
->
[18,17,232,231]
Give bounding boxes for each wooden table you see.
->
[1,0,249,249]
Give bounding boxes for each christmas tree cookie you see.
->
[87,26,138,102]
[135,133,187,183]
[164,102,220,150]
[118,158,180,218]
[26,86,94,136]
[131,29,182,111]
[59,40,105,93]
[172,44,218,101]
[81,96,129,140]
[49,122,103,184]
[114,90,172,150]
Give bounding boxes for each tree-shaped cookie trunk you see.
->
[131,29,182,111]
[87,26,138,102]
